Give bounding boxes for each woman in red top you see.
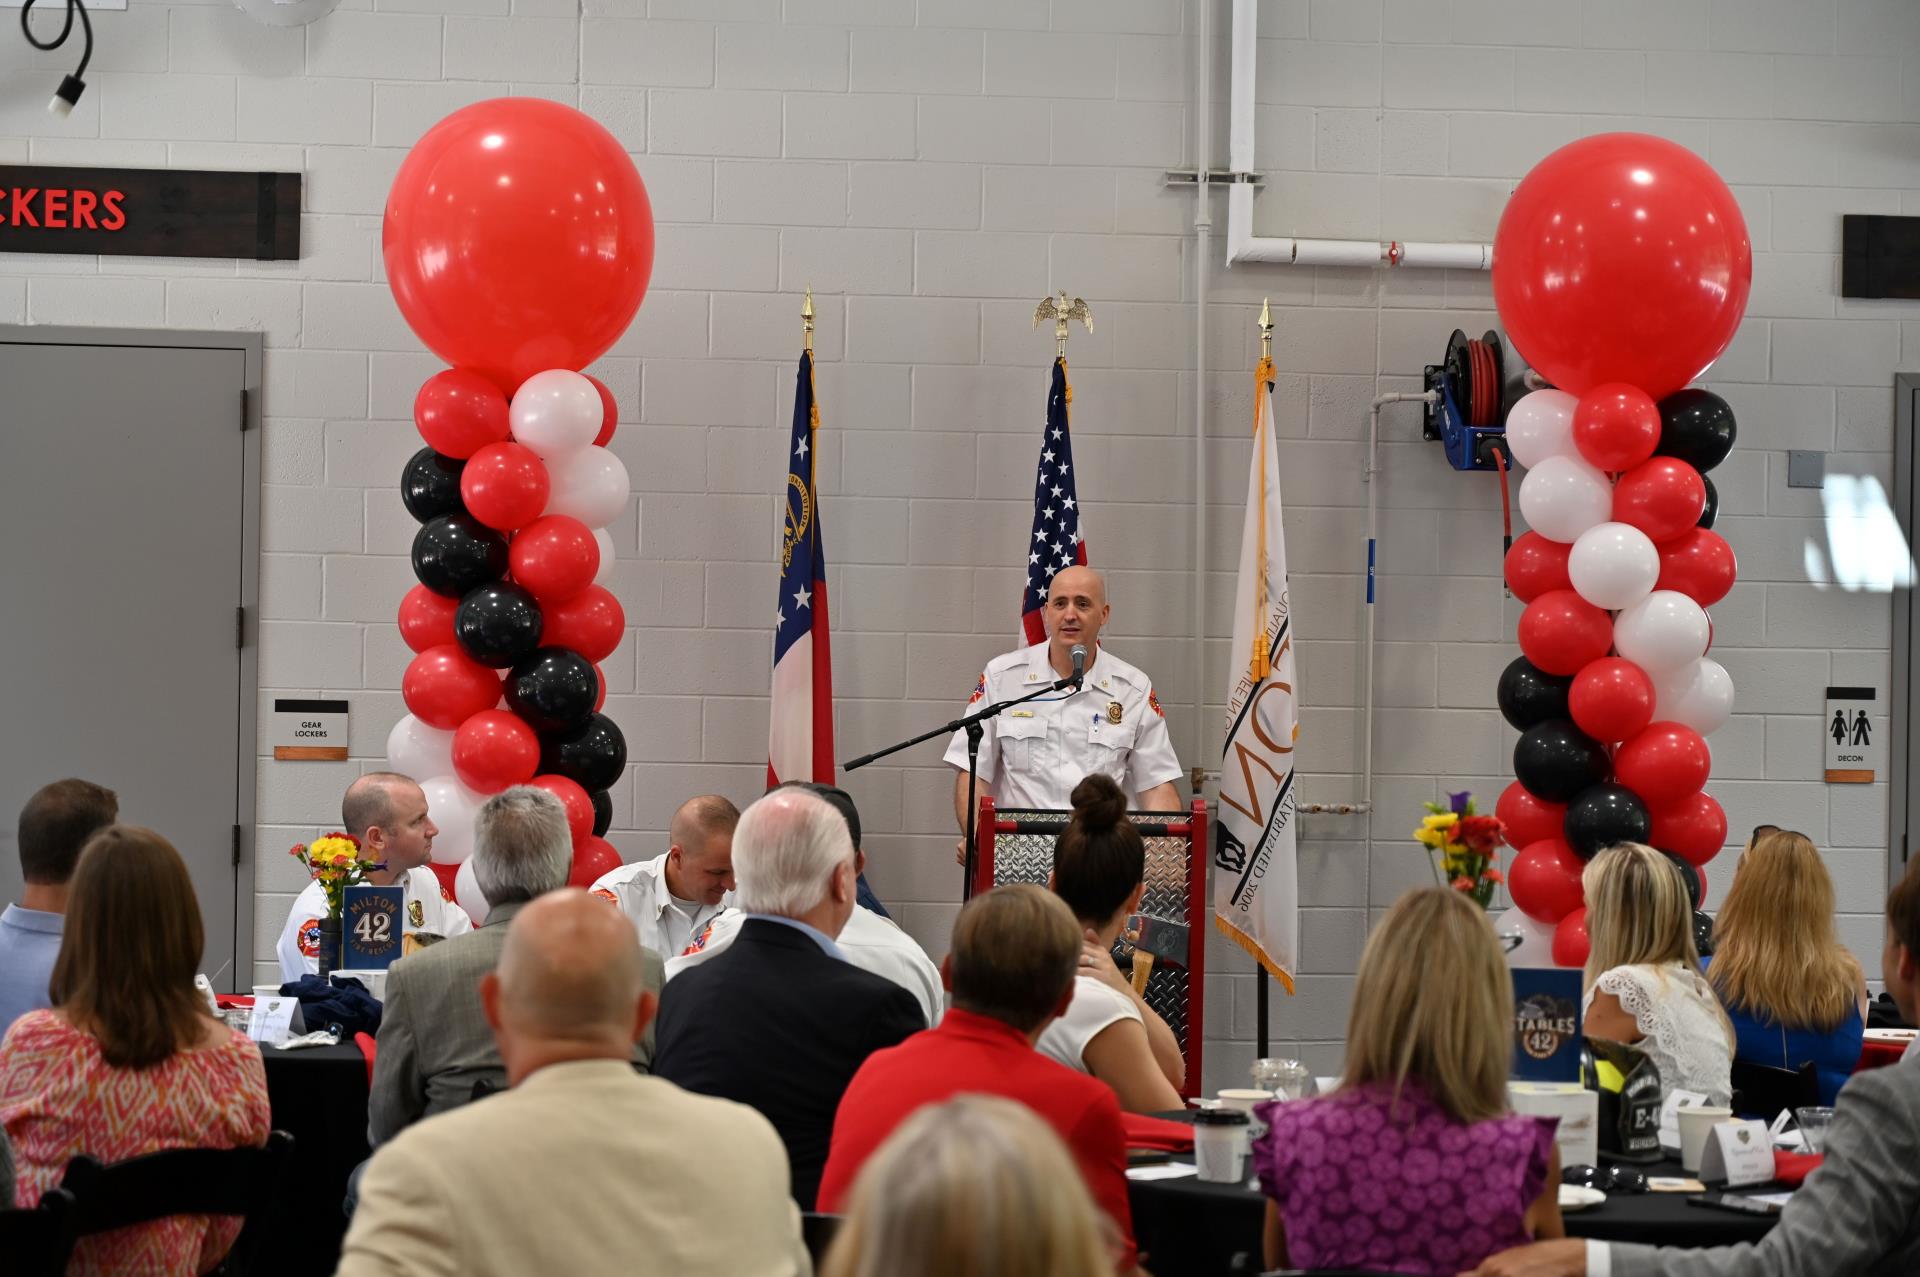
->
[0,825,270,1274]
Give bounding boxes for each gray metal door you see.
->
[0,329,260,984]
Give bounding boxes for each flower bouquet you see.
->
[290,833,384,975]
[1412,791,1507,909]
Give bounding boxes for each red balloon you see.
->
[402,644,502,730]
[1518,589,1613,677]
[585,373,619,448]
[1552,907,1591,968]
[1613,456,1707,544]
[461,442,550,532]
[1504,532,1573,603]
[384,99,655,393]
[1656,528,1738,607]
[414,369,510,460]
[568,834,624,889]
[593,662,607,712]
[1492,133,1752,400]
[1568,657,1655,743]
[398,584,459,654]
[509,514,600,603]
[542,585,626,664]
[452,709,541,794]
[529,773,594,843]
[1509,838,1588,925]
[1649,791,1727,866]
[1614,721,1712,807]
[1497,782,1567,851]
[1572,383,1661,472]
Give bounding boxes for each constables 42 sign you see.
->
[0,165,300,260]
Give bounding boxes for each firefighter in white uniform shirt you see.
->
[277,772,473,983]
[948,565,1184,864]
[588,794,738,958]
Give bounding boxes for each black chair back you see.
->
[801,1211,842,1266]
[1729,1059,1820,1120]
[0,1187,78,1276]
[60,1130,295,1275]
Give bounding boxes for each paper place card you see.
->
[1659,1089,1711,1154]
[247,995,298,1046]
[1126,1164,1199,1181]
[1699,1119,1777,1188]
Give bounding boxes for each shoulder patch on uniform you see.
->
[591,887,620,905]
[967,672,986,705]
[295,918,322,958]
[1148,688,1164,717]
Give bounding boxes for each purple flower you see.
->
[1448,789,1472,816]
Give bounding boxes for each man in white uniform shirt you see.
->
[948,566,1183,864]
[277,772,473,982]
[588,795,738,958]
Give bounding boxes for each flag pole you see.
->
[1254,298,1273,1061]
[802,285,814,354]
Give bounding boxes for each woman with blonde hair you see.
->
[1707,829,1867,1105]
[820,1094,1115,1277]
[1251,888,1563,1274]
[1582,842,1734,1104]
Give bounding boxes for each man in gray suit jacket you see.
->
[1468,859,1920,1277]
[368,786,664,1145]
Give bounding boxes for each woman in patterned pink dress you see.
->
[1251,888,1564,1275]
[0,825,270,1274]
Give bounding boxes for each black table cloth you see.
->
[260,1042,369,1277]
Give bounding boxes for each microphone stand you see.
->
[844,666,1085,902]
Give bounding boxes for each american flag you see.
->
[1020,357,1087,644]
[768,350,835,786]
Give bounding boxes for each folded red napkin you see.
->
[1771,1150,1822,1187]
[1122,1113,1195,1153]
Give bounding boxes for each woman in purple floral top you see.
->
[1251,889,1564,1275]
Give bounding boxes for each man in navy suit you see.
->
[650,787,925,1209]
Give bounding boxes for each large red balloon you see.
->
[1656,528,1738,607]
[384,99,654,393]
[509,514,600,604]
[1568,657,1655,743]
[398,584,459,654]
[1614,721,1712,807]
[584,373,619,449]
[568,834,623,888]
[1509,838,1588,924]
[528,773,594,843]
[542,585,626,664]
[1492,133,1752,400]
[1497,782,1567,851]
[461,441,550,532]
[402,644,502,730]
[1613,457,1707,545]
[452,709,541,794]
[1573,383,1661,473]
[1517,589,1613,676]
[1552,907,1591,968]
[1649,791,1728,866]
[414,369,510,460]
[1505,532,1573,603]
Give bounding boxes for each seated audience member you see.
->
[651,787,923,1208]
[589,794,737,959]
[370,787,665,1145]
[278,772,471,981]
[1,1125,12,1207]
[1038,773,1184,1111]
[669,783,942,1024]
[0,826,270,1274]
[338,889,807,1277]
[1468,857,1920,1277]
[822,1095,1114,1277]
[1254,887,1562,1274]
[818,885,1138,1270]
[1706,828,1867,1107]
[0,779,117,1035]
[1582,842,1734,1104]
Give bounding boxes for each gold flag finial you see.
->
[1258,297,1273,361]
[802,287,815,354]
[1033,290,1093,359]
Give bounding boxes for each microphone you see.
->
[1069,644,1087,685]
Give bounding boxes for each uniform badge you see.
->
[1148,688,1164,717]
[407,899,425,928]
[1106,701,1124,725]
[295,918,323,958]
[968,673,986,706]
[591,887,620,906]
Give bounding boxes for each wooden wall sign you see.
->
[0,165,300,260]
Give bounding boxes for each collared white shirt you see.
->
[944,640,1183,811]
[277,866,473,984]
[588,852,729,959]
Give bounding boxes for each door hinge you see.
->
[235,606,246,649]
[232,824,242,867]
[239,387,251,432]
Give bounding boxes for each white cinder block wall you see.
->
[2,0,1914,1092]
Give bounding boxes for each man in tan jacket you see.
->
[337,888,809,1277]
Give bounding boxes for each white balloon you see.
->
[1496,909,1559,968]
[453,857,490,927]
[1613,590,1711,676]
[1505,390,1578,470]
[593,526,617,583]
[1568,522,1660,611]
[419,774,484,865]
[1518,456,1612,544]
[545,446,631,529]
[509,370,603,460]
[385,715,454,782]
[1654,658,1736,736]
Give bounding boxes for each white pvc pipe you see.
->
[1191,0,1212,783]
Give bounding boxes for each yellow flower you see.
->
[1413,828,1447,849]
[1421,812,1459,833]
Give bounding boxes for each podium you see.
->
[971,798,1209,1099]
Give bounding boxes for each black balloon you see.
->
[455,583,544,669]
[590,789,613,838]
[1563,782,1651,859]
[1498,657,1574,732]
[401,447,466,523]
[507,647,598,733]
[412,514,508,598]
[1665,851,1704,911]
[1513,719,1610,803]
[1698,474,1719,530]
[540,713,627,793]
[1692,909,1715,957]
[1655,389,1737,472]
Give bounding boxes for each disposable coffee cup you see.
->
[1216,1088,1274,1152]
[1678,1105,1733,1173]
[1192,1108,1251,1183]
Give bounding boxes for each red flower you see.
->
[1483,867,1505,884]
[1450,876,1474,892]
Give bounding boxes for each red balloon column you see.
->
[1493,134,1749,968]
[378,99,653,918]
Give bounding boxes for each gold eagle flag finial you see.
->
[1033,290,1093,358]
